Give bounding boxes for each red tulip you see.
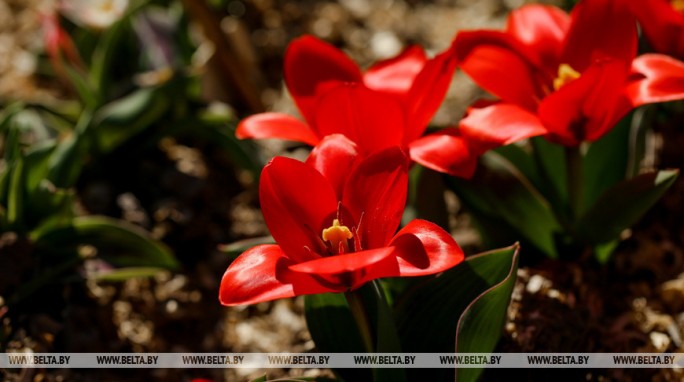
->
[236,35,541,177]
[219,140,464,306]
[454,0,684,147]
[625,0,684,59]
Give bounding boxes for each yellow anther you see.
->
[322,219,353,254]
[553,63,581,91]
[673,0,684,12]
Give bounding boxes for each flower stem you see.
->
[345,290,374,353]
[565,145,583,220]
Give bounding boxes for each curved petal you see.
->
[539,59,629,145]
[288,247,399,290]
[342,147,409,250]
[305,134,360,200]
[219,245,338,306]
[507,4,569,71]
[408,130,479,179]
[390,219,464,276]
[454,30,544,111]
[627,0,684,58]
[405,46,459,142]
[313,83,405,153]
[236,112,320,146]
[459,102,547,150]
[364,45,427,98]
[260,157,339,262]
[284,35,363,123]
[561,0,637,71]
[627,54,684,106]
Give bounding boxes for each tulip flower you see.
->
[625,0,684,59]
[236,35,543,177]
[219,140,464,306]
[454,0,684,147]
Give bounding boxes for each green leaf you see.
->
[305,293,369,382]
[88,266,168,282]
[455,245,520,382]
[6,158,25,227]
[576,169,679,245]
[33,215,179,269]
[93,87,170,153]
[396,245,520,382]
[530,137,568,206]
[448,151,562,257]
[582,115,631,213]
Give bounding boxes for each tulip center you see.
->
[322,219,353,255]
[672,0,684,12]
[553,63,581,91]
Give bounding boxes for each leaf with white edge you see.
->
[455,245,520,382]
[396,244,520,382]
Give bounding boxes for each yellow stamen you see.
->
[673,0,684,12]
[322,219,353,254]
[553,63,581,91]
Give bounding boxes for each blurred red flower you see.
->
[625,0,684,59]
[454,0,684,147]
[236,35,544,177]
[219,139,464,306]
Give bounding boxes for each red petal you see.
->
[342,147,409,250]
[284,36,363,123]
[390,219,464,276]
[288,247,398,290]
[628,54,684,106]
[313,83,405,153]
[507,4,569,71]
[408,130,479,179]
[219,245,338,306]
[539,59,630,145]
[364,45,427,99]
[561,0,637,71]
[459,102,547,150]
[627,0,684,58]
[236,112,320,146]
[405,47,459,142]
[454,30,543,111]
[305,134,360,200]
[260,157,338,262]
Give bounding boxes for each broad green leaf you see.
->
[23,142,57,193]
[576,169,679,245]
[305,281,405,382]
[305,293,370,382]
[448,151,561,258]
[396,245,520,382]
[530,137,568,207]
[33,215,179,269]
[93,87,170,153]
[455,245,520,382]
[582,114,631,213]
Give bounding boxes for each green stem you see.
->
[565,145,583,220]
[345,290,374,353]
